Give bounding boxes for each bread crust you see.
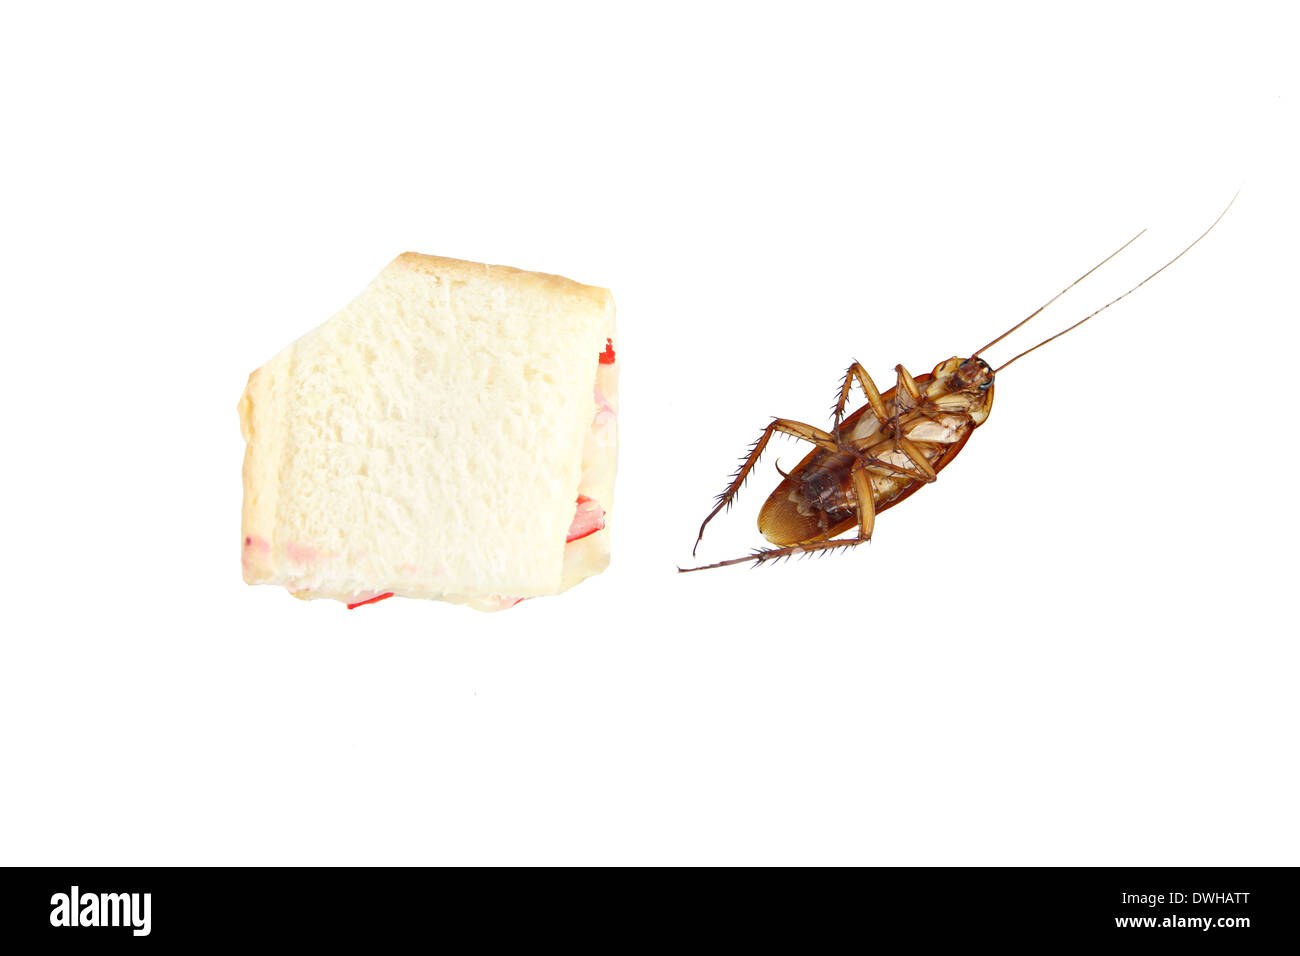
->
[391,252,614,312]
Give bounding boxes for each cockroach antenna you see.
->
[990,193,1239,373]
[972,229,1147,358]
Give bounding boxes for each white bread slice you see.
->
[239,253,617,611]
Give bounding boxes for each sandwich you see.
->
[238,253,617,611]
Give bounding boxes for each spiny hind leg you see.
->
[680,459,877,573]
[692,418,838,555]
[678,537,869,572]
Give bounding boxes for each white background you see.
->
[2,2,1296,865]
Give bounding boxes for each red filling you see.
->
[599,338,616,364]
[347,592,394,610]
[566,494,606,543]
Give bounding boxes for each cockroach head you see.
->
[956,356,995,391]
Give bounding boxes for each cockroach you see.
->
[679,197,1236,572]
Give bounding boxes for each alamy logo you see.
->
[49,885,151,937]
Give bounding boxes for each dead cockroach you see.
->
[679,197,1235,572]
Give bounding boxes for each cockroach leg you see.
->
[862,459,931,484]
[692,418,838,555]
[832,365,855,429]
[895,437,937,482]
[894,364,922,413]
[775,420,838,450]
[678,537,869,573]
[915,405,963,425]
[850,460,876,540]
[849,444,937,485]
[834,362,890,431]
